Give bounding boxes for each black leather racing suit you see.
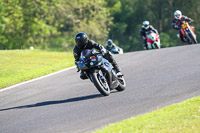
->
[140,25,158,49]
[73,40,121,79]
[172,15,193,43]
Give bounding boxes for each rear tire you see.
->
[90,72,110,96]
[115,76,126,91]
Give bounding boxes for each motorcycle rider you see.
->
[73,32,122,80]
[140,21,158,49]
[105,39,116,52]
[172,10,193,43]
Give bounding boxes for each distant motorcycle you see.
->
[180,22,198,44]
[110,46,123,54]
[146,31,161,49]
[78,49,126,96]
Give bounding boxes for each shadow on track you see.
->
[0,93,102,112]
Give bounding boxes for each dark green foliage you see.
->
[107,0,200,52]
[0,0,199,51]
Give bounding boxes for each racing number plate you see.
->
[181,23,188,28]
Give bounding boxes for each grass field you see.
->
[0,50,74,89]
[94,96,200,133]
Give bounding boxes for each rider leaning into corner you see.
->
[73,32,122,80]
[140,21,159,50]
[172,10,193,43]
[105,39,116,52]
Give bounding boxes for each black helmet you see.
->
[75,32,88,48]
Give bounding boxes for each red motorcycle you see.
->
[180,22,198,44]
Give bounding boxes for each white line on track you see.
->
[0,66,76,93]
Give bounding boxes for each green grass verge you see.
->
[94,96,200,133]
[0,50,74,89]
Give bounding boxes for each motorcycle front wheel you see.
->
[90,72,110,96]
[153,43,160,49]
[189,33,198,44]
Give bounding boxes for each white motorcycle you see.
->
[146,31,161,49]
[110,46,123,54]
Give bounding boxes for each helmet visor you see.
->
[175,14,181,19]
[143,25,149,29]
[76,39,87,48]
[108,41,112,45]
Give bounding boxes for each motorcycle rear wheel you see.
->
[90,72,110,96]
[115,76,126,91]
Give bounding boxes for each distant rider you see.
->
[105,39,116,52]
[140,21,158,50]
[73,32,122,80]
[172,10,193,43]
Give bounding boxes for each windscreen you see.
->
[81,49,93,62]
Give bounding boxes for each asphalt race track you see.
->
[1,45,200,133]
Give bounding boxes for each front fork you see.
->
[88,69,105,83]
[98,70,106,82]
[184,27,196,42]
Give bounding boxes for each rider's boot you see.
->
[80,71,88,80]
[179,32,187,43]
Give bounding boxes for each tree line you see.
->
[0,0,200,52]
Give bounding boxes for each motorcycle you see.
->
[110,46,123,54]
[180,22,198,44]
[78,49,126,96]
[146,31,161,49]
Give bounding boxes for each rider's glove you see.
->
[75,61,80,72]
[142,36,146,40]
[174,25,179,28]
[100,46,106,56]
[101,49,106,56]
[174,25,181,30]
[188,20,193,23]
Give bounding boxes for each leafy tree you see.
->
[0,0,199,51]
[106,0,200,52]
[0,0,111,50]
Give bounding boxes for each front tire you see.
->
[90,72,110,96]
[189,33,198,44]
[154,43,160,49]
